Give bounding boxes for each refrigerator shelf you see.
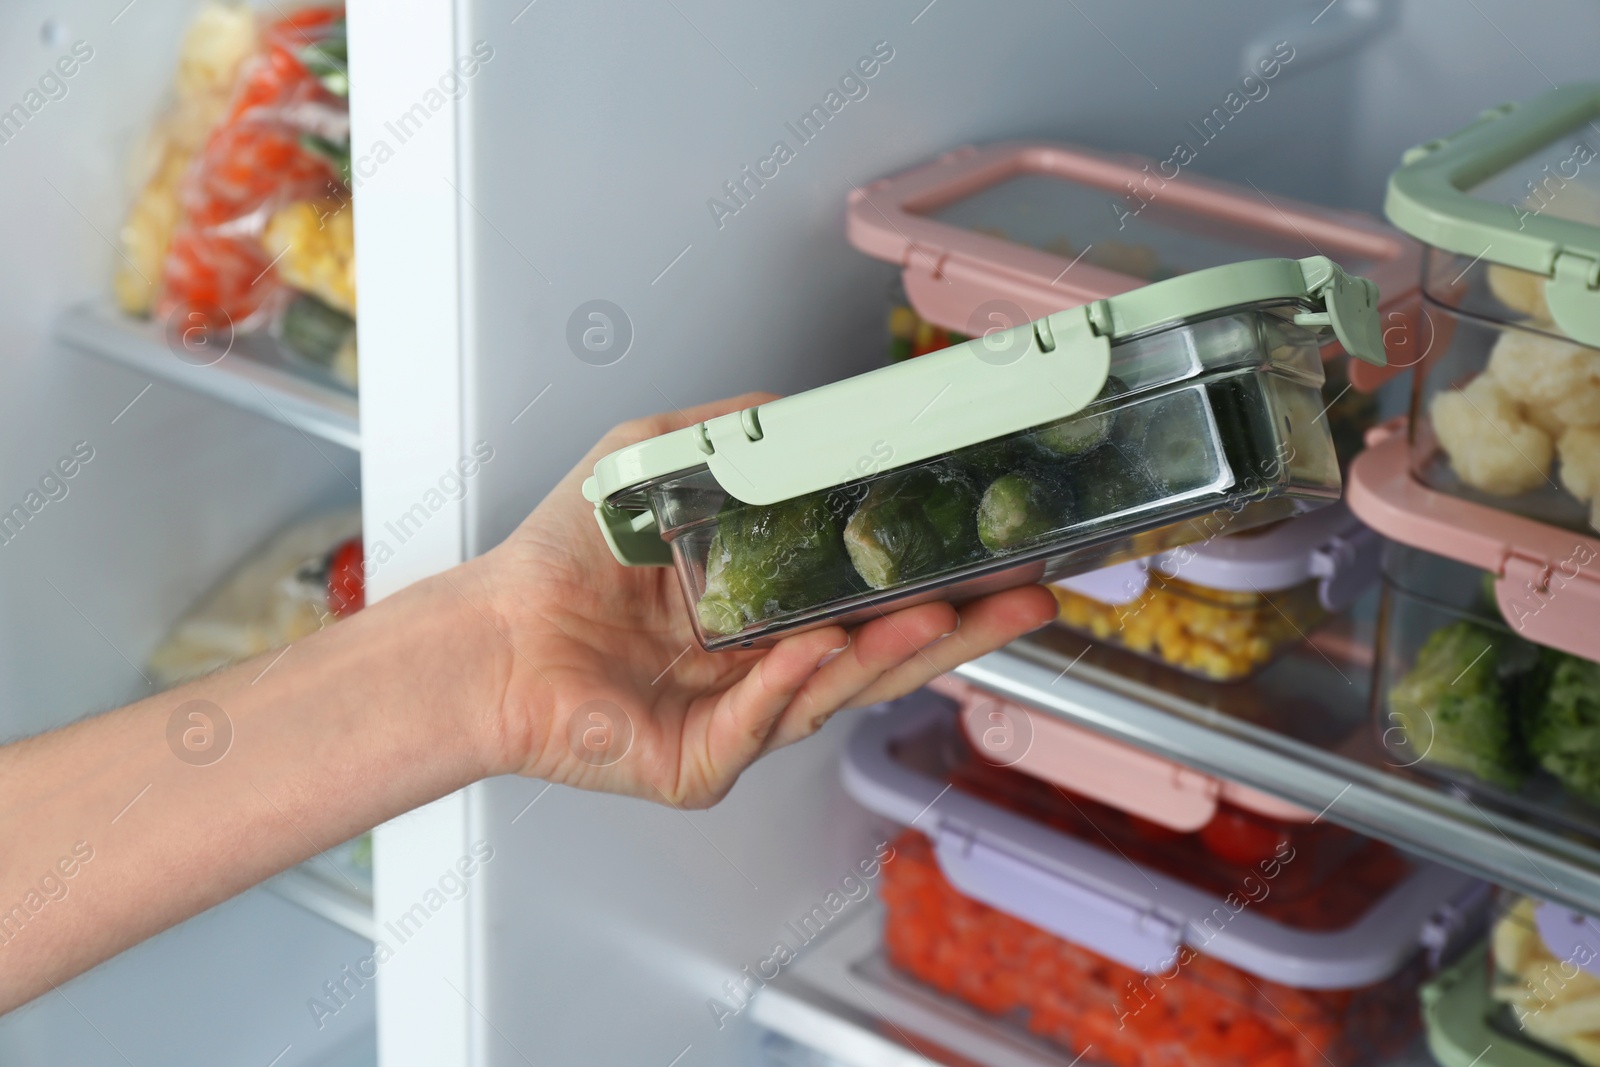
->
[266,857,375,942]
[752,901,1435,1067]
[954,623,1600,919]
[55,301,360,452]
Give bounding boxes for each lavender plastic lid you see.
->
[1052,502,1380,611]
[1534,901,1600,979]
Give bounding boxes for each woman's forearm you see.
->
[0,564,514,1012]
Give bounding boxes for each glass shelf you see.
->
[55,301,359,451]
[753,903,1436,1067]
[265,839,374,941]
[954,612,1600,917]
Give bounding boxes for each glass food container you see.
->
[848,140,1424,390]
[933,675,1344,867]
[1374,543,1600,824]
[1048,501,1380,681]
[586,257,1382,650]
[1423,898,1600,1067]
[931,675,1375,908]
[848,691,1490,1067]
[1353,83,1600,664]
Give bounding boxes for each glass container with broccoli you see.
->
[1377,544,1600,821]
[586,257,1384,649]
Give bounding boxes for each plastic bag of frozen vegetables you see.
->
[117,3,357,387]
[586,257,1385,650]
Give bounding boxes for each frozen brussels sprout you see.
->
[844,469,983,589]
[1115,392,1220,496]
[1076,444,1161,520]
[1031,375,1128,457]
[978,472,1073,552]
[696,492,855,635]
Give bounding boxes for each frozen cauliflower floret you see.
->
[1487,329,1600,428]
[1559,425,1600,502]
[1487,263,1552,321]
[1432,375,1553,495]
[1525,403,1571,439]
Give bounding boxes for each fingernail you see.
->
[931,618,961,644]
[818,639,851,668]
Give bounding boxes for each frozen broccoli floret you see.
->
[1526,653,1600,804]
[1387,620,1530,788]
[843,469,982,589]
[1431,376,1554,496]
[1487,329,1600,429]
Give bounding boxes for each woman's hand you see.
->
[459,393,1059,808]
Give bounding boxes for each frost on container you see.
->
[587,258,1383,650]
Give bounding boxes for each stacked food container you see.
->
[846,142,1415,677]
[1424,895,1600,1067]
[1351,84,1600,808]
[843,687,1489,1067]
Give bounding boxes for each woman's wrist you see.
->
[423,551,548,780]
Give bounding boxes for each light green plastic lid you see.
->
[584,255,1381,565]
[1385,83,1600,345]
[1420,941,1565,1067]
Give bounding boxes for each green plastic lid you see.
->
[1420,941,1564,1067]
[1385,83,1600,345]
[584,256,1381,565]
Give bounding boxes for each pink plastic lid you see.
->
[1347,421,1600,662]
[930,675,1313,830]
[847,142,1423,390]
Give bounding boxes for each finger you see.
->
[760,601,960,753]
[845,585,1058,709]
[689,624,848,800]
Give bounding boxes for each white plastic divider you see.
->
[346,1,476,1065]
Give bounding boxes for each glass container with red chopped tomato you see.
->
[844,690,1491,1067]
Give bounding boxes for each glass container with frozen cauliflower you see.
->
[1352,85,1600,667]
[1384,84,1600,535]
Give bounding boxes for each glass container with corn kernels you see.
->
[585,258,1382,650]
[846,690,1490,1067]
[1353,84,1600,665]
[1050,500,1379,681]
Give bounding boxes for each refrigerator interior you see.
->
[1,0,1597,1064]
